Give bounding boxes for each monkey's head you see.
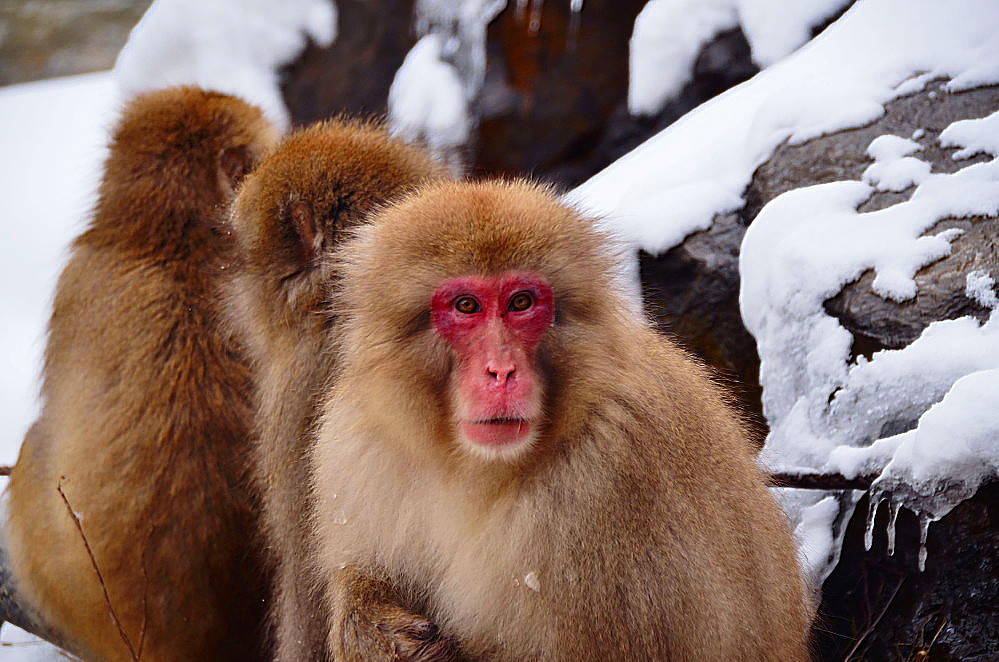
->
[103,87,277,220]
[334,180,626,467]
[230,121,444,329]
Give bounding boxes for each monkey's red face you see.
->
[431,273,553,458]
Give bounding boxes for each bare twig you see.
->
[56,479,140,662]
[843,576,905,661]
[0,466,12,477]
[136,528,152,661]
[770,472,876,490]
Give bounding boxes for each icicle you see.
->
[567,0,583,51]
[918,515,931,571]
[529,0,543,35]
[886,500,901,556]
[864,493,882,550]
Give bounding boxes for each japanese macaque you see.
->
[224,120,449,661]
[310,180,812,661]
[6,87,277,661]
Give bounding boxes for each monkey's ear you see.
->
[288,200,323,265]
[219,145,253,193]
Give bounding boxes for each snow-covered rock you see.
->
[573,0,999,587]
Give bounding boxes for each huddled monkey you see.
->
[6,87,277,662]
[224,120,451,662]
[307,179,811,661]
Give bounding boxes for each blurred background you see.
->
[0,1,151,85]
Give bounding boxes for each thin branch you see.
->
[57,479,140,662]
[770,472,875,490]
[0,466,12,477]
[843,576,905,661]
[136,528,152,661]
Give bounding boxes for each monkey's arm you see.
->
[328,565,465,662]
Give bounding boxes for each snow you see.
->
[389,0,505,162]
[940,109,999,160]
[862,137,930,192]
[965,270,997,308]
[388,34,470,169]
[743,135,998,571]
[0,624,64,661]
[0,73,120,467]
[792,494,841,584]
[627,0,849,116]
[114,0,337,128]
[628,0,737,116]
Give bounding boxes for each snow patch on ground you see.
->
[628,0,849,116]
[114,0,337,128]
[628,0,737,115]
[965,270,997,308]
[0,73,120,467]
[0,623,65,661]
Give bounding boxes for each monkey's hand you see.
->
[332,566,466,662]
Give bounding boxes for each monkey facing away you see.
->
[225,120,452,662]
[6,87,277,661]
[310,179,812,661]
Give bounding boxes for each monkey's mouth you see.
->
[461,418,533,447]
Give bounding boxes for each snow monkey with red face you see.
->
[308,179,811,661]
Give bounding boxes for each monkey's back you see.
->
[6,87,272,662]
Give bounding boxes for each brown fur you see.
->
[224,120,448,662]
[6,87,277,661]
[310,180,812,661]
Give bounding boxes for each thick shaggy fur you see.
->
[6,87,277,661]
[225,121,445,662]
[312,180,811,661]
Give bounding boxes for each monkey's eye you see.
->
[508,291,533,312]
[454,296,481,314]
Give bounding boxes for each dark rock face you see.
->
[815,486,999,662]
[280,1,761,189]
[639,213,766,438]
[638,84,999,433]
[280,0,419,127]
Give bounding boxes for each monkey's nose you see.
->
[486,361,516,386]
